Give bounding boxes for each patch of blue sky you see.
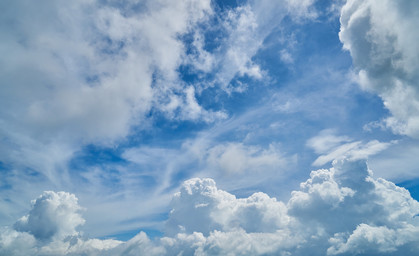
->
[135,111,210,144]
[118,212,169,228]
[214,0,239,9]
[100,228,164,242]
[71,145,127,167]
[397,179,419,201]
[0,162,13,191]
[69,146,164,194]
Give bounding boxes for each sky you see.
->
[1,0,419,255]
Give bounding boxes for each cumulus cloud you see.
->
[340,0,419,138]
[165,178,290,236]
[2,158,419,255]
[13,191,85,241]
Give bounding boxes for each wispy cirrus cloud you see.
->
[307,130,395,166]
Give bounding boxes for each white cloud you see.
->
[187,0,318,94]
[0,0,322,232]
[279,49,294,64]
[340,0,419,138]
[25,0,220,132]
[189,5,265,94]
[205,142,287,175]
[307,130,395,166]
[2,158,419,255]
[0,0,320,151]
[328,223,419,255]
[0,0,215,168]
[0,228,36,256]
[165,178,290,236]
[284,0,318,20]
[0,0,221,230]
[306,129,352,154]
[117,138,292,222]
[13,191,85,241]
[0,1,320,209]
[160,86,228,122]
[368,140,419,181]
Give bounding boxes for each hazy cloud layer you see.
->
[2,159,419,255]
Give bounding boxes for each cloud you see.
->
[2,158,419,255]
[160,86,228,122]
[340,0,419,138]
[205,142,287,175]
[306,129,352,154]
[165,178,290,236]
[0,0,217,166]
[0,228,36,256]
[307,130,395,166]
[13,191,85,241]
[122,137,291,194]
[0,0,220,145]
[368,140,419,181]
[327,224,419,255]
[0,0,319,211]
[0,0,221,229]
[185,0,318,94]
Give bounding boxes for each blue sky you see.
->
[1,0,419,255]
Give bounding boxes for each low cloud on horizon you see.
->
[2,159,419,255]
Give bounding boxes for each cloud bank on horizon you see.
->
[1,159,419,255]
[1,0,419,255]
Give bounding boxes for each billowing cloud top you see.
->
[1,159,419,255]
[13,191,84,241]
[340,0,419,137]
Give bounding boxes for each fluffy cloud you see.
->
[13,191,84,241]
[0,0,216,146]
[165,178,290,236]
[340,0,419,138]
[2,158,419,255]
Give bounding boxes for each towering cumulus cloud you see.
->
[340,0,419,137]
[13,192,84,241]
[1,159,419,255]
